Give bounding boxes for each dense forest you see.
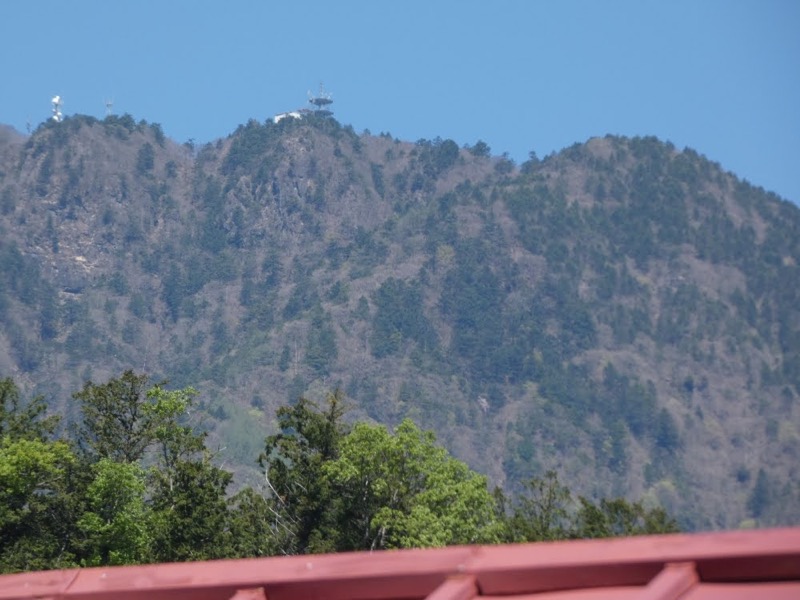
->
[0,114,798,532]
[0,373,676,572]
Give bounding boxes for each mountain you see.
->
[1,113,798,530]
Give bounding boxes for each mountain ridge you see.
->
[1,113,798,530]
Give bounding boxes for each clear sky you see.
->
[2,0,798,203]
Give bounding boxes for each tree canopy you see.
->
[323,419,501,549]
[0,374,677,573]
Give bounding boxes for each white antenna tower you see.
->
[51,95,63,122]
[104,97,114,117]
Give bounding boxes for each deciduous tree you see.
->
[77,459,150,566]
[324,419,501,550]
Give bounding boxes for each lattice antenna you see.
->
[308,82,334,116]
[104,97,114,117]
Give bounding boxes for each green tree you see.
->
[504,471,572,542]
[574,497,678,538]
[305,308,338,377]
[77,459,151,566]
[144,384,205,475]
[468,140,491,157]
[73,372,202,469]
[0,378,83,573]
[138,384,234,562]
[424,138,460,175]
[370,278,436,357]
[259,390,349,554]
[135,142,155,175]
[324,419,501,550]
[149,456,233,562]
[73,373,230,564]
[654,408,681,453]
[73,371,156,463]
[440,244,505,381]
[0,378,59,441]
[227,487,285,558]
[0,437,79,572]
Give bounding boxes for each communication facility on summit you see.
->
[274,83,334,123]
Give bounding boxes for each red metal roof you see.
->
[1,527,798,600]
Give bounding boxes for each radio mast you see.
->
[51,96,63,122]
[308,83,334,117]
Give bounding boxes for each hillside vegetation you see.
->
[0,113,798,530]
[1,375,675,571]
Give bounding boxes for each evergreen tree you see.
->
[259,389,349,554]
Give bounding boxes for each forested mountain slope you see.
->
[1,114,798,530]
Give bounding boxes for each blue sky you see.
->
[2,1,798,203]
